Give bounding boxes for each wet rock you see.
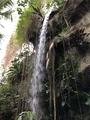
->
[77,65,90,92]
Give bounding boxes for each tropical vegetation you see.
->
[0,0,13,39]
[0,0,90,120]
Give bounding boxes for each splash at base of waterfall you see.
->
[30,6,54,120]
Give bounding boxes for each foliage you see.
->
[0,0,13,40]
[16,0,50,46]
[0,33,3,39]
[16,7,34,46]
[29,0,42,8]
[58,27,68,37]
[17,0,43,15]
[53,0,64,7]
[17,0,29,15]
[70,28,89,54]
[2,1,90,120]
[0,45,33,119]
[0,83,18,120]
[0,0,13,19]
[43,0,52,8]
[6,44,31,84]
[7,59,23,85]
[17,0,52,13]
[55,54,90,119]
[15,111,36,120]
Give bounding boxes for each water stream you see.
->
[30,6,53,120]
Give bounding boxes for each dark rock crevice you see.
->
[67,0,90,25]
[77,65,90,92]
[54,28,90,56]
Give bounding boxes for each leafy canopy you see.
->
[16,7,34,46]
[16,0,53,46]
[0,0,13,40]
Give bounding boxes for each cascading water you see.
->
[30,6,53,120]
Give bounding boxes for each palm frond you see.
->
[0,0,13,10]
[0,10,13,19]
[0,0,13,39]
[0,33,3,39]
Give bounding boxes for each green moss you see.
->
[0,84,18,120]
[16,7,34,46]
[30,0,42,8]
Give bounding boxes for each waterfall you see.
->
[30,6,53,120]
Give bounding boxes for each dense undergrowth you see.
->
[0,44,33,120]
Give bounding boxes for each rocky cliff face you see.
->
[28,0,90,92]
[27,0,90,119]
[52,0,90,92]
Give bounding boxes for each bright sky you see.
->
[0,1,18,65]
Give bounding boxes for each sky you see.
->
[0,1,18,65]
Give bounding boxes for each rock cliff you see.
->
[27,0,90,119]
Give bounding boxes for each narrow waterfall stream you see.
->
[30,6,53,120]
